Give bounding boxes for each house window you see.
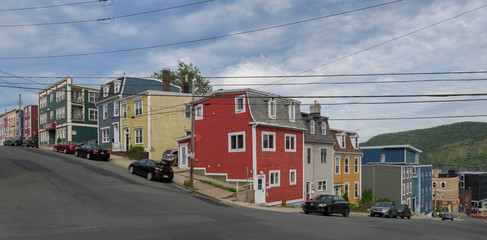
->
[134,128,143,144]
[101,128,110,143]
[344,183,349,195]
[321,122,327,135]
[50,94,53,103]
[335,157,340,174]
[288,103,295,122]
[89,109,98,121]
[306,148,312,164]
[114,81,121,93]
[268,98,276,119]
[285,134,296,152]
[269,170,280,187]
[340,134,346,148]
[310,120,315,134]
[184,105,191,119]
[228,131,245,152]
[103,105,108,119]
[134,100,143,117]
[441,192,445,198]
[318,180,327,191]
[320,149,327,163]
[289,170,296,185]
[50,110,54,120]
[122,104,127,119]
[433,182,436,188]
[103,86,109,97]
[354,158,359,173]
[354,182,359,199]
[195,104,203,120]
[235,95,245,113]
[114,101,120,117]
[441,182,446,188]
[262,132,275,151]
[89,92,99,102]
[344,158,349,174]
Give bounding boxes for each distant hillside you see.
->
[362,122,487,170]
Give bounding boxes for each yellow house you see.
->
[120,90,191,160]
[6,109,18,137]
[331,129,363,204]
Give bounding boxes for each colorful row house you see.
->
[23,105,38,138]
[176,89,306,206]
[38,77,99,145]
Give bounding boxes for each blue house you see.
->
[362,145,432,217]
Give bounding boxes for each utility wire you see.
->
[0,0,401,59]
[0,0,213,28]
[0,0,109,12]
[256,3,487,89]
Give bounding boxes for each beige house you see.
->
[433,169,460,213]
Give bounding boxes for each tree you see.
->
[342,192,349,202]
[361,188,373,205]
[152,60,212,95]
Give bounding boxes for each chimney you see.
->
[310,100,321,116]
[183,75,190,93]
[162,70,171,91]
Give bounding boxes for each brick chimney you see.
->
[162,70,171,91]
[310,100,321,116]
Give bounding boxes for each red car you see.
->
[470,211,487,219]
[53,141,81,154]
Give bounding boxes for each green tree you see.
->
[152,60,212,95]
[342,192,349,202]
[361,189,373,205]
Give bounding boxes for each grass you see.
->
[195,179,237,192]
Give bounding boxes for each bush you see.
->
[350,202,359,209]
[130,145,145,152]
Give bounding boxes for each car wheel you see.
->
[407,214,411,219]
[147,172,153,181]
[387,211,391,218]
[86,153,91,160]
[53,147,57,152]
[129,166,134,174]
[401,216,404,219]
[304,211,309,214]
[75,151,79,157]
[324,207,332,216]
[451,218,454,221]
[370,213,375,217]
[64,148,67,154]
[343,208,350,217]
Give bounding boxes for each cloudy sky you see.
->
[1,0,487,141]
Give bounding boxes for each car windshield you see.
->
[69,141,80,145]
[312,195,333,202]
[396,204,404,209]
[376,202,392,207]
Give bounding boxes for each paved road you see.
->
[1,146,486,240]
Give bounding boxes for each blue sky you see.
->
[1,0,487,141]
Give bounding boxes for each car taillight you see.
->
[154,167,162,171]
[93,150,98,153]
[170,169,174,172]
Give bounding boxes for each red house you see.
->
[23,105,38,138]
[176,89,306,206]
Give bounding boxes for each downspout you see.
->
[148,93,152,159]
[252,123,257,199]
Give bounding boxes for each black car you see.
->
[396,204,412,219]
[129,159,174,181]
[12,136,25,146]
[442,213,454,221]
[3,137,14,146]
[302,195,351,217]
[161,149,178,165]
[74,144,110,160]
[22,137,38,148]
[370,202,399,218]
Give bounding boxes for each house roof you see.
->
[360,145,422,154]
[301,112,334,144]
[330,129,363,154]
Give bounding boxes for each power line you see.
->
[0,0,402,59]
[329,114,487,121]
[0,0,109,12]
[256,3,487,89]
[0,0,214,28]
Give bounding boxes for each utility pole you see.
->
[189,75,195,188]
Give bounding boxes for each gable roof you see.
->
[330,129,363,154]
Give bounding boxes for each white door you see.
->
[113,123,120,151]
[179,144,188,168]
[255,174,266,204]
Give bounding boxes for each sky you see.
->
[1,0,487,141]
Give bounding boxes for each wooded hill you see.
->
[361,122,487,170]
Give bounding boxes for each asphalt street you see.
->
[1,146,486,240]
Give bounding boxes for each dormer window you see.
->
[268,98,276,119]
[235,95,245,113]
[114,81,121,93]
[338,134,346,148]
[103,85,110,97]
[288,103,295,122]
[310,120,315,134]
[350,136,359,149]
[321,122,327,135]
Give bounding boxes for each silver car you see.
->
[370,202,398,218]
[161,149,178,165]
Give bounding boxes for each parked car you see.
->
[54,141,81,154]
[302,194,351,217]
[470,211,487,219]
[128,159,174,181]
[22,137,38,148]
[442,213,454,221]
[74,144,110,160]
[161,149,178,165]
[396,204,412,219]
[12,136,25,146]
[3,137,13,146]
[370,202,399,218]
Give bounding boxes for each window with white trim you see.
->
[89,109,98,121]
[114,101,120,117]
[268,98,276,119]
[289,170,296,185]
[321,149,327,163]
[345,183,349,195]
[134,128,143,144]
[344,157,349,174]
[354,182,359,199]
[103,86,109,97]
[321,122,327,135]
[306,148,312,164]
[340,134,346,148]
[89,92,99,103]
[122,104,127,119]
[288,103,295,122]
[101,128,110,143]
[354,158,359,173]
[335,157,340,174]
[103,105,108,119]
[134,100,143,117]
[262,132,275,151]
[195,104,203,120]
[318,180,327,191]
[228,132,245,152]
[235,95,245,113]
[285,134,296,152]
[114,81,121,93]
[310,120,315,134]
[184,105,191,119]
[269,170,280,187]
